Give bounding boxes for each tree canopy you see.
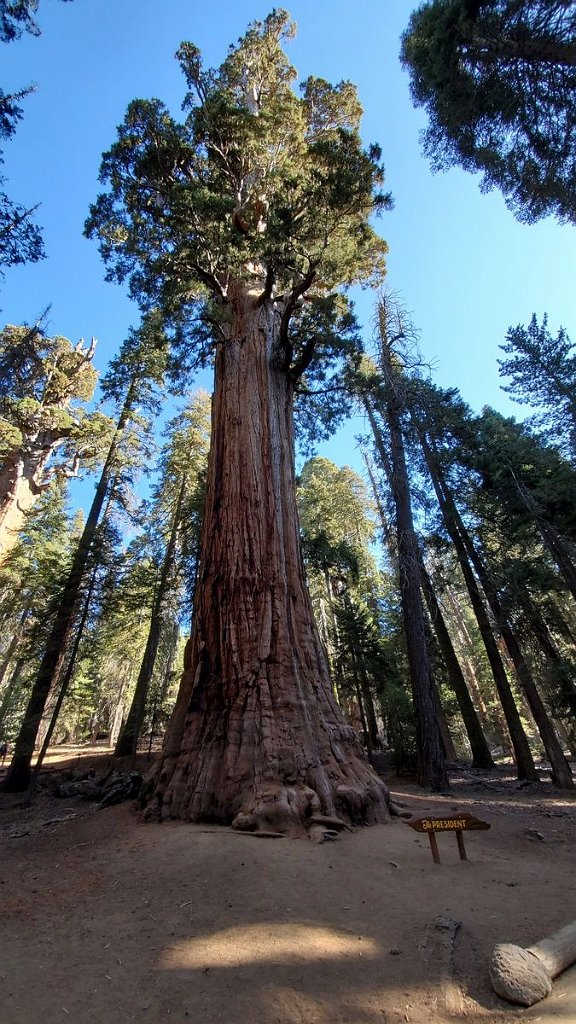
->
[86,9,389,376]
[401,0,576,223]
[0,1,72,44]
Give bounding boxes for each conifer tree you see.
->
[297,456,387,751]
[2,314,170,790]
[0,1,74,271]
[115,391,211,758]
[356,297,448,790]
[401,1,576,223]
[0,481,75,736]
[87,12,391,831]
[0,324,110,563]
[499,315,576,461]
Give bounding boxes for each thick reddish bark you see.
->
[0,448,53,565]
[145,283,389,833]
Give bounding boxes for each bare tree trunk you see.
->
[419,560,495,769]
[0,449,53,566]
[364,396,448,791]
[115,473,187,759]
[0,657,25,734]
[0,604,30,691]
[364,399,448,790]
[109,674,129,751]
[442,585,511,752]
[364,449,473,763]
[144,285,389,832]
[436,704,457,761]
[420,434,538,781]
[451,521,573,788]
[26,564,98,798]
[2,395,133,791]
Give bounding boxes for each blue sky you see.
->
[2,0,575,492]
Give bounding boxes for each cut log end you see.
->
[490,943,552,1007]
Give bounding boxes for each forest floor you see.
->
[0,747,575,1024]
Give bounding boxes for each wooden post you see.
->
[428,831,441,864]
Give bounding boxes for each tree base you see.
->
[2,756,32,793]
[142,771,390,836]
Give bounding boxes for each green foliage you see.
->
[401,1,576,223]
[499,314,576,460]
[86,10,389,385]
[0,1,73,42]
[100,310,169,411]
[0,103,44,271]
[298,456,377,557]
[0,323,114,476]
[0,483,77,736]
[293,299,364,451]
[75,392,211,742]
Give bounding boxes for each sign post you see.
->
[405,812,490,864]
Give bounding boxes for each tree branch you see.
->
[279,266,317,371]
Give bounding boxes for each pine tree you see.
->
[115,391,211,758]
[2,314,170,790]
[0,481,76,736]
[355,297,448,790]
[0,1,74,270]
[499,315,576,461]
[401,1,576,223]
[297,455,387,752]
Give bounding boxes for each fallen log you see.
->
[490,920,576,1006]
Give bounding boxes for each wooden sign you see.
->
[406,812,490,864]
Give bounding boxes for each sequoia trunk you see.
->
[0,448,53,565]
[145,284,389,832]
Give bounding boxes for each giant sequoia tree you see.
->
[0,324,110,564]
[401,0,576,223]
[86,12,391,832]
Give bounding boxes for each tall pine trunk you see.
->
[27,564,99,794]
[364,393,448,788]
[363,427,493,770]
[2,392,134,791]
[418,561,495,769]
[363,399,448,790]
[115,473,187,759]
[420,433,538,781]
[145,284,389,832]
[0,657,25,734]
[452,518,573,788]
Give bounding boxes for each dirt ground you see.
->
[1,747,575,1024]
